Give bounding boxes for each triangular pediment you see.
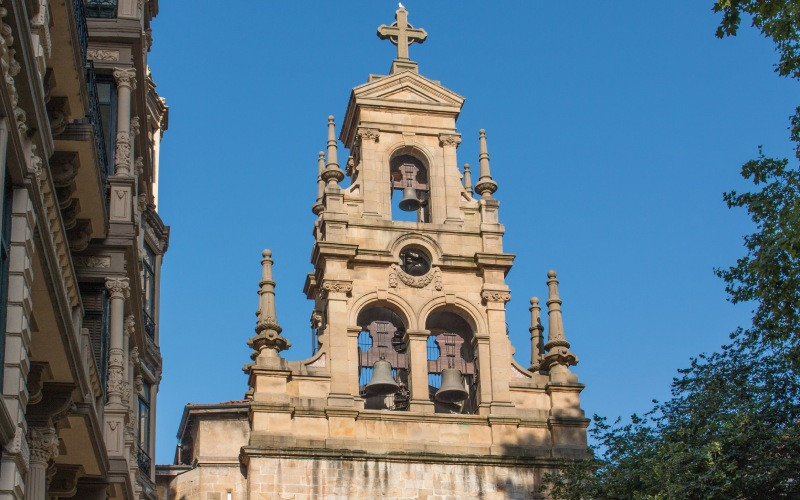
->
[352,71,465,108]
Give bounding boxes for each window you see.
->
[142,245,156,339]
[96,77,117,175]
[137,381,152,475]
[80,283,111,401]
[85,0,118,18]
[0,174,12,391]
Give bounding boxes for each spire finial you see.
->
[474,129,498,198]
[320,116,344,186]
[377,4,427,69]
[312,151,325,215]
[529,296,545,371]
[542,270,578,371]
[463,163,473,196]
[247,249,290,364]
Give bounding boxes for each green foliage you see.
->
[543,336,800,499]
[540,3,800,498]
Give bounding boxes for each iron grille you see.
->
[85,62,110,184]
[142,309,155,340]
[86,0,118,18]
[73,0,88,62]
[136,445,151,475]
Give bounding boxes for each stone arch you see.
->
[348,291,418,332]
[383,141,434,173]
[388,232,443,265]
[418,295,488,337]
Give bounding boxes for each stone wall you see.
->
[162,457,550,500]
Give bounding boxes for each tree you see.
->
[541,3,800,497]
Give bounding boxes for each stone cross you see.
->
[377,6,427,61]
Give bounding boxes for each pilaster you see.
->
[406,330,434,413]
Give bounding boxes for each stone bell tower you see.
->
[157,6,588,499]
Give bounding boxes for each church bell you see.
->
[434,367,469,403]
[365,359,400,396]
[398,185,422,212]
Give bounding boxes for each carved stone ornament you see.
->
[26,426,59,465]
[114,132,132,176]
[356,127,380,143]
[106,367,124,397]
[481,290,511,303]
[543,346,579,369]
[321,280,353,295]
[438,133,462,147]
[74,255,111,269]
[87,48,120,61]
[389,263,442,290]
[105,277,130,299]
[112,67,136,90]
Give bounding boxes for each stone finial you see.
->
[247,250,290,364]
[474,129,498,198]
[463,164,473,196]
[320,116,344,186]
[543,271,578,370]
[312,151,325,215]
[529,297,545,371]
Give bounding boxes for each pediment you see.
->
[352,71,465,107]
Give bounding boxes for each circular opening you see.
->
[398,246,430,276]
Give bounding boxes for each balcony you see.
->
[73,0,88,62]
[137,445,151,476]
[143,310,155,340]
[85,0,118,19]
[85,61,110,185]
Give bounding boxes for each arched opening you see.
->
[425,310,478,414]
[356,306,409,410]
[390,154,430,223]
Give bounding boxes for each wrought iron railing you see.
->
[73,0,88,62]
[85,0,118,19]
[84,61,110,185]
[137,445,151,476]
[143,309,155,340]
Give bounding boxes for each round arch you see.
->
[418,295,488,336]
[348,291,418,332]
[388,232,443,264]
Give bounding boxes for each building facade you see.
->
[0,0,169,498]
[157,6,586,499]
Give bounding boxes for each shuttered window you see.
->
[80,283,110,401]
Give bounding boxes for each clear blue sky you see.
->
[148,2,796,464]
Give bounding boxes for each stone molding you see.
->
[389,264,442,290]
[481,290,510,303]
[321,279,353,295]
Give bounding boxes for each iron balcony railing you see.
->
[137,445,151,476]
[143,309,155,340]
[84,61,110,185]
[73,0,88,62]
[86,0,118,19]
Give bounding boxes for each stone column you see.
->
[406,330,434,413]
[25,426,58,500]
[481,289,514,413]
[438,133,463,224]
[529,297,544,372]
[323,279,354,406]
[112,68,135,177]
[104,278,129,457]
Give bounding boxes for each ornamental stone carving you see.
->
[105,277,130,299]
[74,255,111,269]
[321,280,353,294]
[438,133,461,147]
[112,67,136,90]
[87,49,119,61]
[114,132,132,176]
[26,426,58,465]
[481,290,511,303]
[356,127,380,143]
[389,264,442,290]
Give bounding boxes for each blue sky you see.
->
[148,2,796,464]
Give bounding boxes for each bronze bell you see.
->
[365,359,400,397]
[398,185,421,212]
[435,367,468,403]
